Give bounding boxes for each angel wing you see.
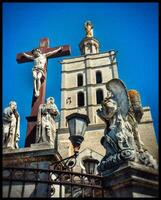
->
[106,78,131,118]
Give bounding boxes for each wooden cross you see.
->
[16,38,71,147]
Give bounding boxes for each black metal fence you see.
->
[3,166,104,198]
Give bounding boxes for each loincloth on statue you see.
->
[32,67,45,77]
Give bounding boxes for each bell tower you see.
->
[59,21,119,130]
[58,21,119,165]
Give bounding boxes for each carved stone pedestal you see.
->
[3,145,63,198]
[102,161,159,198]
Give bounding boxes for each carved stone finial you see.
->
[128,90,143,123]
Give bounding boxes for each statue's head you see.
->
[32,48,42,56]
[46,97,55,105]
[84,21,93,32]
[106,89,113,99]
[9,101,17,110]
[85,21,93,28]
[101,90,117,120]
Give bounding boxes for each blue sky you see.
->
[3,3,158,148]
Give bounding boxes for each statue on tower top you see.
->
[84,21,93,38]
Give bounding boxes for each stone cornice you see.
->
[61,62,117,74]
[60,50,116,64]
[61,82,107,92]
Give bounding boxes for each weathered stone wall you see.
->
[138,107,158,159]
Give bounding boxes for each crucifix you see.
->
[16,38,71,147]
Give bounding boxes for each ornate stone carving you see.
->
[36,97,59,146]
[84,21,93,38]
[66,97,71,104]
[3,101,20,149]
[128,90,144,123]
[23,47,62,97]
[97,79,158,175]
[127,90,158,169]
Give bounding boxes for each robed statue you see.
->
[3,101,20,149]
[36,97,59,146]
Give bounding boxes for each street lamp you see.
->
[50,113,90,170]
[83,157,99,175]
[66,113,90,155]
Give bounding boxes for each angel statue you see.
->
[84,21,93,38]
[36,97,60,146]
[22,47,62,97]
[97,79,158,175]
[97,79,136,174]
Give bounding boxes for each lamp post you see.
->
[50,113,90,170]
[66,113,90,155]
[83,157,99,175]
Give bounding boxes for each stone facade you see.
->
[60,51,118,128]
[138,107,158,159]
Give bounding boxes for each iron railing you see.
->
[3,166,104,198]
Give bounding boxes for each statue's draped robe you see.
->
[3,107,20,149]
[36,103,59,145]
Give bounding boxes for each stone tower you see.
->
[58,21,158,172]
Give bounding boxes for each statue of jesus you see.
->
[22,47,62,97]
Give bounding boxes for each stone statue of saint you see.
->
[22,47,62,97]
[3,101,20,149]
[84,21,93,37]
[36,97,59,146]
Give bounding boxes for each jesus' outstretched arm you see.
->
[22,52,34,60]
[45,47,62,57]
